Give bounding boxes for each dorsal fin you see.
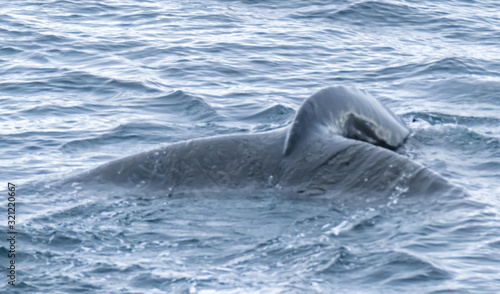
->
[284,86,409,156]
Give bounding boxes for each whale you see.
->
[75,86,462,198]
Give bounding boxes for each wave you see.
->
[290,1,434,25]
[137,90,220,121]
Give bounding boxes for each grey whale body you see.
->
[79,86,461,198]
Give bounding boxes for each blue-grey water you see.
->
[1,0,500,293]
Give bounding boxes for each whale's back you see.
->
[72,86,461,198]
[79,129,287,190]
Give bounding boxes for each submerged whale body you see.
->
[79,86,460,197]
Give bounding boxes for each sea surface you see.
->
[1,0,500,293]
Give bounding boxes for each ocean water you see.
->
[1,0,500,293]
